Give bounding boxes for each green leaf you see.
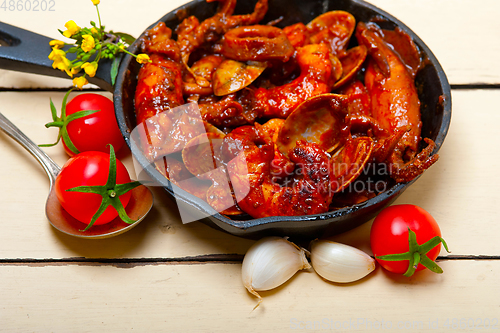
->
[404,252,417,277]
[61,89,73,118]
[419,236,447,255]
[66,185,107,194]
[115,181,142,197]
[106,145,118,188]
[38,142,59,148]
[61,127,80,155]
[375,252,411,261]
[82,198,109,231]
[114,32,136,45]
[49,98,58,121]
[110,197,136,224]
[110,55,122,86]
[66,109,100,123]
[420,255,444,274]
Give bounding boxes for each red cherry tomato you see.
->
[55,151,132,226]
[370,204,444,275]
[63,94,125,156]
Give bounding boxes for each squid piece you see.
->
[176,0,269,65]
[221,25,294,62]
[283,22,310,48]
[253,43,334,118]
[357,22,438,182]
[223,126,334,218]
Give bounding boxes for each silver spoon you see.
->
[0,112,153,239]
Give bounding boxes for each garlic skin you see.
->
[242,237,311,307]
[310,240,375,283]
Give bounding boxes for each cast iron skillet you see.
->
[0,0,451,239]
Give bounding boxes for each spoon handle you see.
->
[0,112,61,188]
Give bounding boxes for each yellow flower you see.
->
[73,76,89,89]
[81,62,98,77]
[63,20,80,38]
[71,67,81,75]
[91,0,100,5]
[49,40,65,49]
[90,27,98,35]
[136,54,151,64]
[48,47,65,61]
[81,35,95,53]
[48,48,72,77]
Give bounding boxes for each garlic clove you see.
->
[242,236,311,308]
[310,239,376,283]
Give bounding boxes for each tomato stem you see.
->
[66,144,142,231]
[39,89,100,155]
[375,227,450,277]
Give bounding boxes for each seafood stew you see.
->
[114,0,450,238]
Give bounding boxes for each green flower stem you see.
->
[93,5,104,66]
[119,48,142,62]
[375,228,450,277]
[66,145,142,231]
[96,4,102,32]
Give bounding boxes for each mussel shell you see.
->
[276,93,349,157]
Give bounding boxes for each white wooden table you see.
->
[1,1,499,331]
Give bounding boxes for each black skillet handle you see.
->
[0,22,113,92]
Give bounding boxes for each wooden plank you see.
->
[366,0,500,85]
[0,260,498,332]
[1,0,499,88]
[0,89,498,259]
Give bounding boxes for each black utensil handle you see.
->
[0,22,113,91]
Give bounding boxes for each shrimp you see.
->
[253,43,334,118]
[223,126,334,218]
[135,23,184,125]
[134,54,184,125]
[357,22,438,182]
